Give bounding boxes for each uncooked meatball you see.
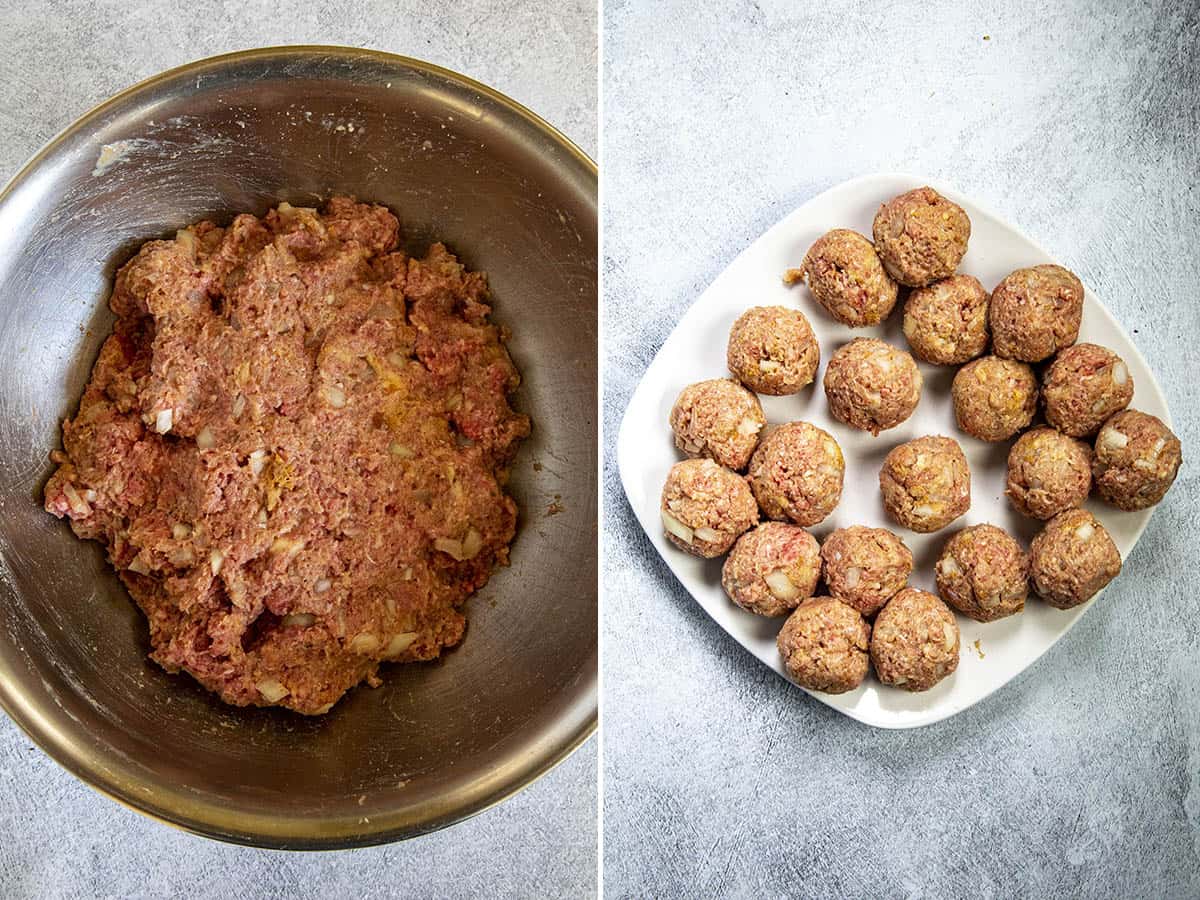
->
[823,338,922,435]
[870,588,960,691]
[989,265,1084,362]
[747,422,845,526]
[1092,410,1183,511]
[727,306,820,395]
[872,186,971,287]
[951,355,1038,442]
[1042,343,1133,438]
[820,526,913,616]
[1005,427,1092,520]
[722,523,821,617]
[1029,508,1121,609]
[935,524,1028,622]
[902,274,990,365]
[670,378,766,471]
[788,229,899,327]
[660,459,759,558]
[776,597,870,694]
[879,435,971,533]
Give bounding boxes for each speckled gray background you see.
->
[603,1,1198,897]
[0,2,596,898]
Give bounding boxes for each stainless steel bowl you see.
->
[0,47,596,848]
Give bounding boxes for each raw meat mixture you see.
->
[44,197,530,714]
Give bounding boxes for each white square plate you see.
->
[616,172,1173,729]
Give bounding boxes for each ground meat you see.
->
[1092,410,1182,511]
[871,187,971,287]
[823,338,922,435]
[660,458,759,558]
[42,198,530,715]
[669,378,765,471]
[747,422,845,526]
[1029,508,1121,609]
[1005,426,1092,520]
[776,597,871,694]
[951,355,1038,442]
[722,522,820,617]
[902,274,990,365]
[935,524,1028,622]
[989,265,1084,362]
[870,588,960,691]
[1042,343,1133,438]
[727,306,820,395]
[879,435,971,533]
[819,526,912,616]
[786,229,898,326]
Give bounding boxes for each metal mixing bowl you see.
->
[0,47,596,848]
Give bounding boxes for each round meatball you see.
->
[902,274,990,365]
[776,598,870,694]
[660,459,759,558]
[871,186,971,287]
[820,526,913,616]
[870,588,960,692]
[1042,343,1133,438]
[879,435,971,533]
[823,338,922,435]
[670,378,766,471]
[747,422,845,526]
[1092,410,1182,511]
[1005,427,1092,520]
[727,306,820,395]
[951,355,1038,441]
[1029,508,1121,609]
[790,229,899,326]
[722,523,821,617]
[989,265,1084,362]
[935,524,1028,622]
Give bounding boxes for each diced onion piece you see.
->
[83,489,98,503]
[1091,399,1109,414]
[196,426,215,450]
[937,557,960,579]
[314,578,332,594]
[168,546,194,566]
[893,676,908,685]
[249,449,268,476]
[981,591,1001,609]
[875,356,893,374]
[386,350,408,367]
[943,622,957,650]
[256,679,289,702]
[311,702,335,715]
[209,549,225,576]
[231,393,246,419]
[127,554,150,575]
[1075,522,1095,542]
[912,504,935,519]
[461,527,483,560]
[282,613,316,627]
[257,507,269,527]
[172,523,192,540]
[1150,437,1166,458]
[1133,457,1157,472]
[389,442,415,459]
[350,633,380,654]
[1112,362,1128,386]
[434,537,464,558]
[758,360,781,373]
[154,408,173,434]
[62,483,91,517]
[843,565,863,588]
[1099,428,1128,451]
[325,385,347,408]
[384,632,418,657]
[661,511,694,543]
[402,566,414,581]
[764,569,800,600]
[694,526,721,543]
[737,417,761,437]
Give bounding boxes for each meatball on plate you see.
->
[618,173,1176,729]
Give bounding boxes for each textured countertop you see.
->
[0,2,596,898]
[603,1,1199,897]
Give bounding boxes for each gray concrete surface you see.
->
[602,1,1199,896]
[0,2,596,898]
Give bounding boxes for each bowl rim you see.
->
[0,44,597,850]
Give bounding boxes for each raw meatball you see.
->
[660,459,759,558]
[788,229,899,327]
[879,435,971,533]
[1092,410,1183,511]
[1029,508,1121,609]
[747,422,845,526]
[776,597,870,694]
[1005,427,1092,520]
[902,274,990,365]
[823,338,922,435]
[727,306,820,395]
[820,526,913,616]
[1042,343,1133,438]
[872,186,971,287]
[670,379,766,470]
[952,356,1038,442]
[870,588,960,691]
[989,265,1084,362]
[935,524,1028,622]
[722,523,821,617]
